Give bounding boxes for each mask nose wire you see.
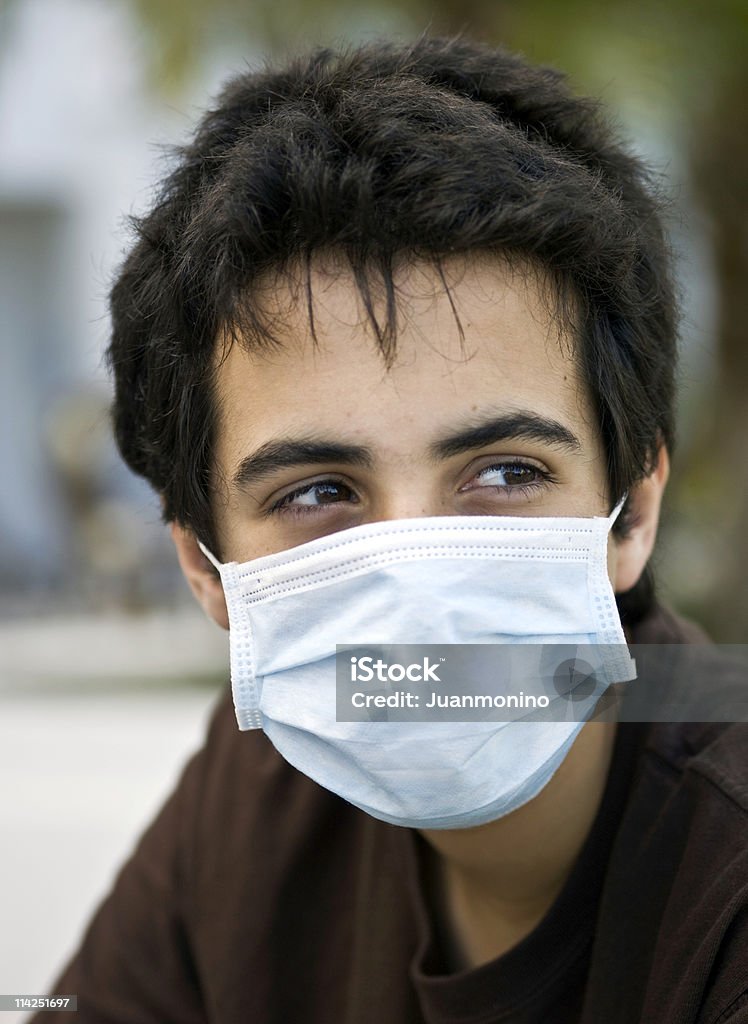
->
[198,501,629,572]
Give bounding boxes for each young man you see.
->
[36,35,748,1023]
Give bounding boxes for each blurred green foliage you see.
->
[124,0,748,108]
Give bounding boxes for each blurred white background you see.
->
[0,0,235,1006]
[1,686,219,1021]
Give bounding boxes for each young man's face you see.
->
[175,253,665,618]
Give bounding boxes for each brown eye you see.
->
[271,480,358,514]
[473,463,545,488]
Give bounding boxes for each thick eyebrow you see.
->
[231,413,582,491]
[428,412,582,460]
[231,439,373,490]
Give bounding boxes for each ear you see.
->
[170,522,229,630]
[612,445,670,594]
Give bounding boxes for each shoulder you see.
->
[610,607,748,1022]
[627,604,748,810]
[180,684,369,891]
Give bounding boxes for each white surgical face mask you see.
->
[199,499,635,830]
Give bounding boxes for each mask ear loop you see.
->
[197,539,223,572]
[608,492,628,527]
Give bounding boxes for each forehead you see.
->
[212,252,596,455]
[232,250,573,358]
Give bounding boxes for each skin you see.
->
[172,252,669,970]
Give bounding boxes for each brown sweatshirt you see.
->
[31,606,748,1023]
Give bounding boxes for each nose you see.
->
[368,492,452,523]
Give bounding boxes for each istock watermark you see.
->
[335,644,748,723]
[349,655,444,683]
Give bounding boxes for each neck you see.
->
[418,719,618,970]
